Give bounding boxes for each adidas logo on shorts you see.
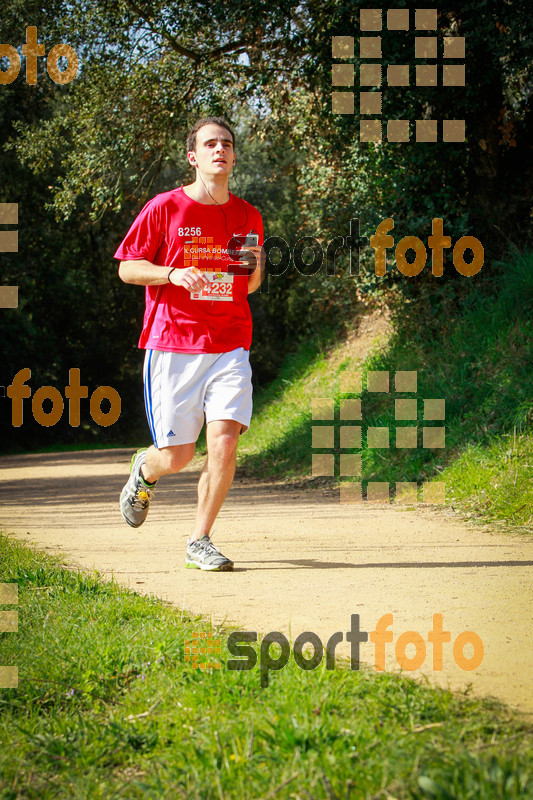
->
[167,429,176,437]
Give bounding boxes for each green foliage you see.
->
[499,247,533,315]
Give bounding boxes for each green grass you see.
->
[443,431,533,527]
[1,533,532,799]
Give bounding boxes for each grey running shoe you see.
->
[120,448,154,528]
[185,535,234,571]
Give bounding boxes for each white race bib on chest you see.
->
[190,272,234,301]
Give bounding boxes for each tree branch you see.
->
[124,0,251,63]
[124,0,201,60]
[209,38,247,58]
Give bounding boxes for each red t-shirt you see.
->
[114,186,263,353]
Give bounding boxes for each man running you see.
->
[115,116,264,571]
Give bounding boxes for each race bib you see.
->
[190,271,234,301]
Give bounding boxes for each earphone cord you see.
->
[197,170,250,241]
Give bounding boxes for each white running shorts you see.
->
[143,347,253,448]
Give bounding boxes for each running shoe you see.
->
[120,448,155,528]
[185,534,234,571]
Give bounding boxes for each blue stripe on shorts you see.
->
[144,350,158,447]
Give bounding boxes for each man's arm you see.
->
[119,260,209,291]
[118,259,171,286]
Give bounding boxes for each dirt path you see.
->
[1,448,532,714]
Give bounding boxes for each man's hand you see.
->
[237,245,264,271]
[169,267,210,292]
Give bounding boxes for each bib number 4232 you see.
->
[190,272,234,301]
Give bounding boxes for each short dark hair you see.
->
[187,116,235,154]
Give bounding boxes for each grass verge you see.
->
[1,533,532,799]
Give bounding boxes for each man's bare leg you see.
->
[141,442,196,484]
[189,419,242,542]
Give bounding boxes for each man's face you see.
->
[188,124,235,177]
